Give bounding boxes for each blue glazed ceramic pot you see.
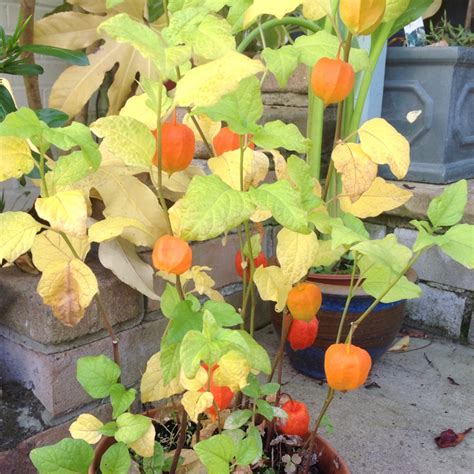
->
[273,272,412,380]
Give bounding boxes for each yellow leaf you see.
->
[81,168,167,246]
[175,52,265,107]
[250,209,273,223]
[129,423,156,457]
[244,0,302,27]
[0,212,42,263]
[332,143,378,202]
[182,391,214,423]
[254,265,292,313]
[32,230,90,272]
[34,12,104,49]
[313,240,345,267]
[208,149,252,191]
[302,0,331,20]
[213,351,250,392]
[119,94,157,130]
[183,113,221,144]
[141,352,183,403]
[38,259,98,326]
[180,366,208,391]
[67,0,107,15]
[358,118,410,179]
[276,228,318,284]
[0,137,34,182]
[388,336,410,352]
[270,149,289,181]
[339,177,412,218]
[89,216,156,246]
[35,190,88,238]
[157,166,206,202]
[250,151,270,188]
[69,414,103,444]
[189,266,224,302]
[91,115,155,169]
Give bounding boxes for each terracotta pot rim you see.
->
[89,410,349,474]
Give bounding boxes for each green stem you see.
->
[348,21,393,134]
[38,146,49,197]
[335,253,358,344]
[237,17,319,53]
[346,251,423,344]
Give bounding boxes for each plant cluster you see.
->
[426,11,474,46]
[0,0,472,473]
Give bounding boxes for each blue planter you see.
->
[272,275,407,380]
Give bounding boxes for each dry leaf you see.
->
[388,336,410,352]
[435,428,472,448]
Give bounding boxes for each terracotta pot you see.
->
[313,434,350,473]
[90,432,348,474]
[272,270,417,379]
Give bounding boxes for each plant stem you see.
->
[169,408,188,474]
[348,21,393,134]
[95,292,120,367]
[303,388,335,474]
[346,251,423,344]
[237,17,320,53]
[335,253,358,344]
[38,147,49,197]
[267,312,291,383]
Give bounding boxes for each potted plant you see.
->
[382,4,474,183]
[0,0,472,472]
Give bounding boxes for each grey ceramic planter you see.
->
[381,47,474,184]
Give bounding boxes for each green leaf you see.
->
[0,107,44,140]
[30,439,94,474]
[194,434,236,474]
[161,283,181,319]
[160,342,182,385]
[294,30,369,72]
[352,235,412,273]
[192,14,236,59]
[0,84,17,122]
[262,45,299,88]
[100,442,131,474]
[388,0,434,36]
[427,180,468,228]
[286,155,321,211]
[253,120,310,153]
[358,256,421,303]
[260,383,280,396]
[2,62,44,76]
[227,0,253,33]
[143,442,165,474]
[320,415,334,434]
[235,330,271,374]
[110,384,136,418]
[342,214,369,240]
[163,6,209,46]
[115,413,152,444]
[235,426,262,466]
[53,151,96,186]
[98,421,117,437]
[180,331,211,378]
[256,399,274,421]
[195,76,263,135]
[243,233,262,259]
[35,108,68,128]
[439,224,474,269]
[331,222,364,248]
[106,0,125,7]
[412,227,440,252]
[250,180,309,234]
[98,13,166,73]
[76,355,121,399]
[241,373,262,398]
[223,409,253,430]
[21,44,89,66]
[176,175,255,241]
[163,300,203,345]
[203,300,243,327]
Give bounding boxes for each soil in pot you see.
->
[273,270,415,379]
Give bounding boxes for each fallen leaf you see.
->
[434,428,472,448]
[388,336,410,352]
[447,377,460,386]
[14,253,39,275]
[399,328,427,339]
[364,382,381,390]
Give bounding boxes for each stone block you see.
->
[0,318,166,416]
[469,312,474,345]
[406,283,466,337]
[0,261,144,347]
[366,223,387,240]
[395,228,474,291]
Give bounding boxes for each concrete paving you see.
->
[257,328,474,474]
